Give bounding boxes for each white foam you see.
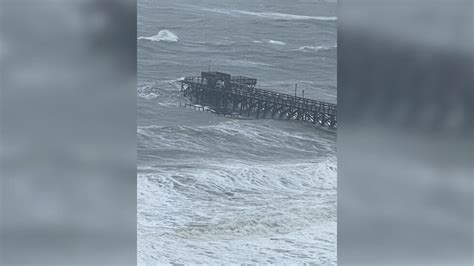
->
[202,8,337,21]
[267,40,287,45]
[138,30,179,42]
[137,118,337,263]
[236,10,336,21]
[298,44,337,52]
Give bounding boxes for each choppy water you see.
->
[138,0,337,264]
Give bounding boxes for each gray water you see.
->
[137,0,337,264]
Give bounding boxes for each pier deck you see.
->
[180,71,337,128]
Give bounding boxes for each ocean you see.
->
[137,0,337,264]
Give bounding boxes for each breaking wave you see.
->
[138,30,179,42]
[201,8,337,21]
[138,84,337,264]
[252,40,287,45]
[137,79,183,103]
[267,40,287,45]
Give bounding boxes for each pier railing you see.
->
[183,76,336,115]
[181,73,337,128]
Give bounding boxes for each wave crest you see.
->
[268,40,287,45]
[202,8,337,21]
[237,10,337,21]
[298,44,336,52]
[138,30,179,42]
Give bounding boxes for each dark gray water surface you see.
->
[138,0,337,264]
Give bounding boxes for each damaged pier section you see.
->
[180,71,337,128]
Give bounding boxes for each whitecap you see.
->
[267,40,287,45]
[298,44,337,52]
[138,30,179,42]
[201,8,337,21]
[235,10,336,21]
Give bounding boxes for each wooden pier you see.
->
[180,71,337,128]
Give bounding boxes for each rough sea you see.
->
[137,0,337,264]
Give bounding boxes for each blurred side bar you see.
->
[0,0,137,265]
[338,0,474,265]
